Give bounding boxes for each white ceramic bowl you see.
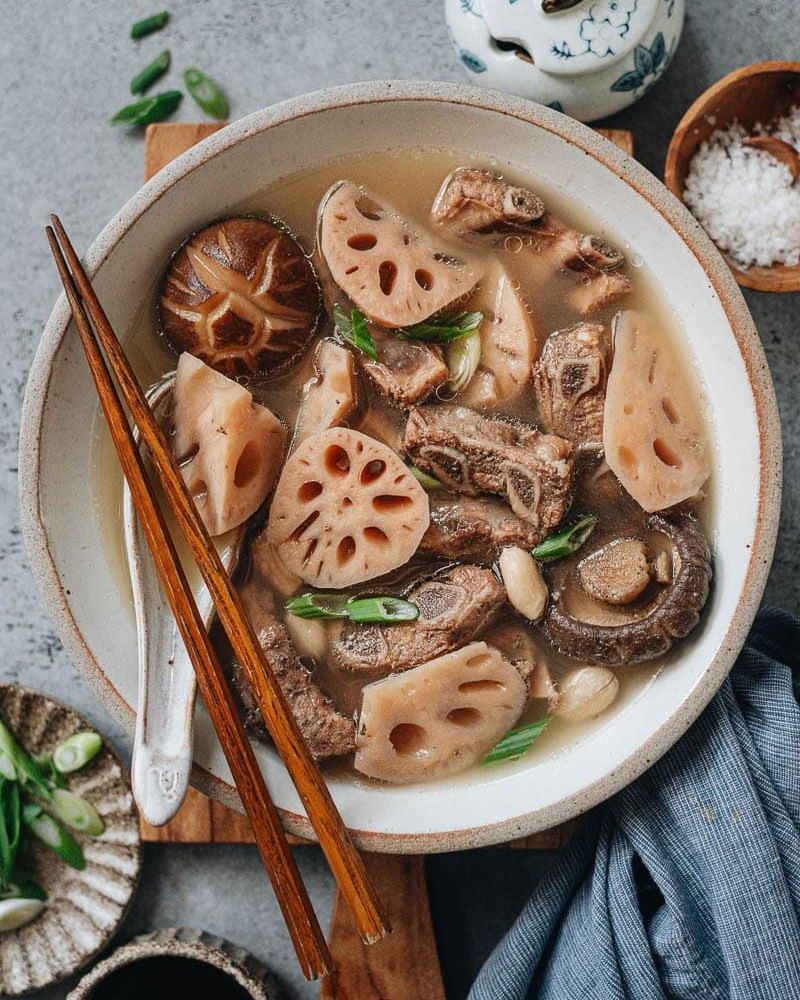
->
[20,82,781,852]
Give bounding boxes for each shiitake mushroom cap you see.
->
[158,215,321,377]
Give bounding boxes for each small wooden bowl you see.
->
[665,61,800,293]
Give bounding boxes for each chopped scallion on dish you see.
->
[285,592,419,624]
[533,514,598,563]
[110,90,182,127]
[333,304,378,360]
[483,717,551,765]
[397,310,484,344]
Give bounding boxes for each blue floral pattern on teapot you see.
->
[445,0,684,123]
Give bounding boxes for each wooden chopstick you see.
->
[46,227,334,981]
[48,216,390,948]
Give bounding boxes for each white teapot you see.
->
[445,0,685,122]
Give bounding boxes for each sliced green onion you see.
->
[0,779,20,887]
[286,593,350,620]
[397,310,484,344]
[533,514,598,563]
[130,11,170,39]
[0,898,45,932]
[443,327,481,393]
[110,90,182,127]
[51,789,105,836]
[333,305,377,360]
[408,464,442,490]
[0,878,46,902]
[183,66,229,119]
[130,50,171,95]
[53,732,103,775]
[21,803,85,871]
[285,592,419,624]
[0,721,51,801]
[345,597,419,624]
[0,752,16,783]
[483,717,551,765]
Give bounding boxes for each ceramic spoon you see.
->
[126,376,243,826]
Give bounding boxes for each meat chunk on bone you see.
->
[234,586,355,759]
[533,322,610,448]
[333,564,506,674]
[362,328,449,408]
[432,168,630,315]
[403,405,574,537]
[420,492,540,563]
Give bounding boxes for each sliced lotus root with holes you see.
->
[355,641,527,784]
[173,353,287,536]
[159,216,320,376]
[293,338,361,449]
[267,427,429,588]
[318,180,480,328]
[604,310,711,512]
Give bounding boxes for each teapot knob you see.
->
[542,0,585,11]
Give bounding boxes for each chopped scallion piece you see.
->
[21,803,85,871]
[183,66,229,119]
[483,717,551,765]
[408,465,442,490]
[533,514,598,563]
[0,897,45,931]
[397,310,484,344]
[285,592,419,624]
[0,722,51,801]
[0,752,16,783]
[130,11,170,39]
[345,597,420,624]
[333,305,378,360]
[110,90,182,127]
[130,50,171,95]
[53,732,102,775]
[51,789,105,836]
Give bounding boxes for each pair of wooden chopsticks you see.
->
[46,216,389,980]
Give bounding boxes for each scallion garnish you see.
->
[483,717,551,765]
[183,66,230,119]
[397,310,484,344]
[533,514,598,563]
[53,732,102,775]
[130,11,170,39]
[333,305,378,360]
[408,465,442,490]
[285,592,419,624]
[110,90,182,127]
[130,50,171,95]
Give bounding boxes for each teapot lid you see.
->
[480,0,661,76]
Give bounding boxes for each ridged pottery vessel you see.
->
[19,82,781,853]
[0,686,141,995]
[67,927,282,1000]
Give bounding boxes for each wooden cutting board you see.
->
[137,119,629,998]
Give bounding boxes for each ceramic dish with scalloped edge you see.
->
[0,685,141,995]
[19,82,781,853]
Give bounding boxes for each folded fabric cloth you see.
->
[470,608,800,1000]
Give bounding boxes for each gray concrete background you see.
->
[1,2,797,997]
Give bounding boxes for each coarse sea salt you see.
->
[683,105,800,269]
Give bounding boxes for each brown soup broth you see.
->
[92,147,711,778]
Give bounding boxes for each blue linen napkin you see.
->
[469,608,800,1000]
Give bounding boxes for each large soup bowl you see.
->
[20,82,781,852]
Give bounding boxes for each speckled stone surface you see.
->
[2,2,798,997]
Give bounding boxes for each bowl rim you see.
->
[664,59,800,293]
[19,80,782,852]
